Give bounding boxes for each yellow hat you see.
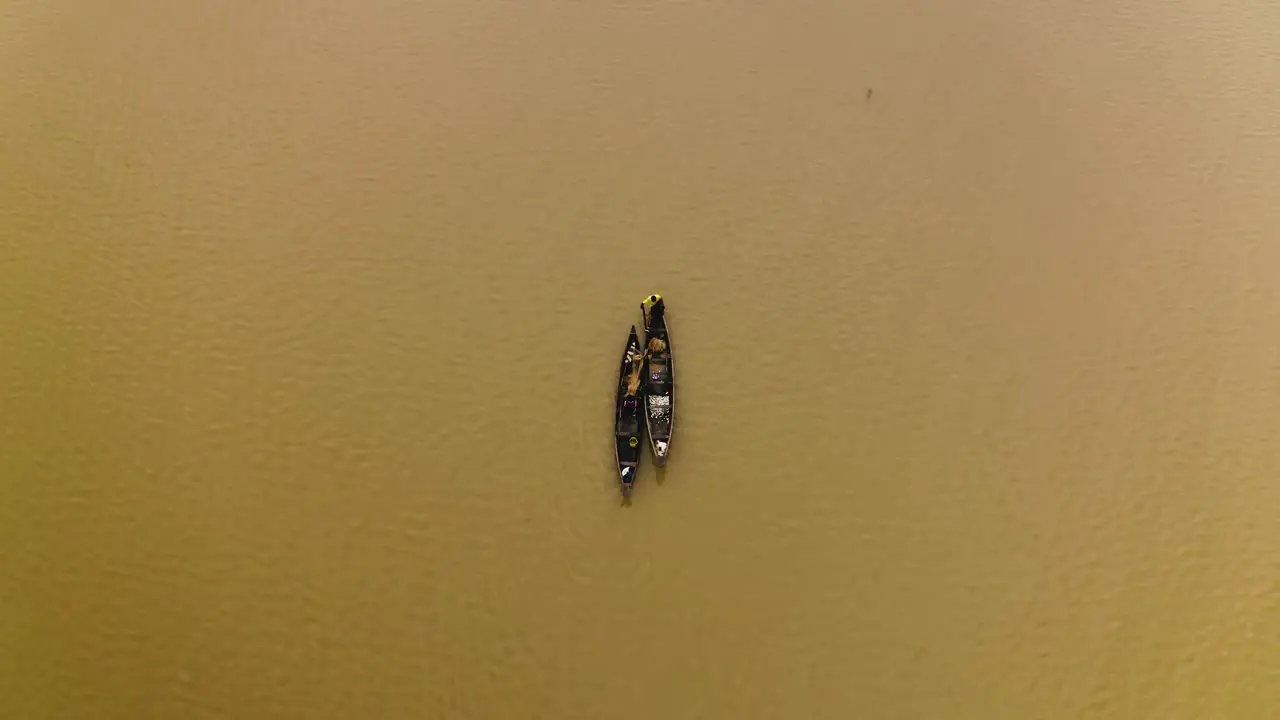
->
[642,294,662,307]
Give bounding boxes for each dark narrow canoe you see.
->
[614,326,645,497]
[640,295,674,466]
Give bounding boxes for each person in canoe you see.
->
[644,295,665,323]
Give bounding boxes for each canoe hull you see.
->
[640,296,674,466]
[614,326,645,496]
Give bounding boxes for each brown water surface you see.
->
[3,1,1279,717]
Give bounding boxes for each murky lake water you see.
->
[3,1,1279,717]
